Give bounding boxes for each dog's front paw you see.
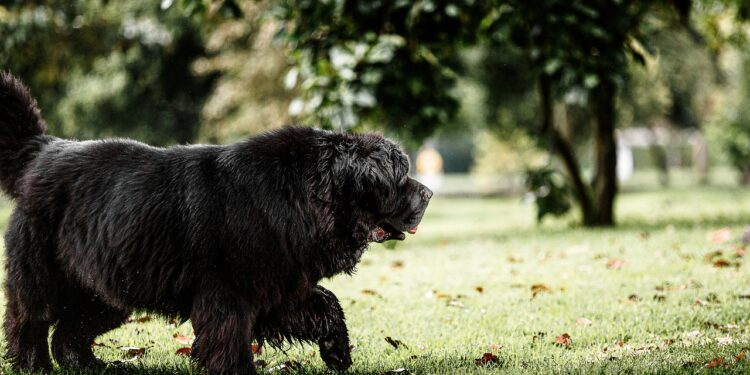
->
[319,333,352,371]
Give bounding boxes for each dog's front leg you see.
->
[191,286,257,375]
[255,285,352,371]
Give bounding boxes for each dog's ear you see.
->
[311,133,408,213]
[347,137,409,216]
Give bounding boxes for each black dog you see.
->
[0,72,431,375]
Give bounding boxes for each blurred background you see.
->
[5,2,750,372]
[2,0,750,226]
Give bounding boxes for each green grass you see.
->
[2,178,750,374]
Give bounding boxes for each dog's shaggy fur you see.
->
[0,72,431,375]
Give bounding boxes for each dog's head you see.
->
[328,133,432,243]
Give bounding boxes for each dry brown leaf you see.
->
[173,334,194,345]
[704,357,729,369]
[475,286,484,293]
[576,317,592,326]
[735,351,746,362]
[531,284,551,298]
[361,289,381,297]
[713,259,732,268]
[474,352,499,366]
[175,347,191,356]
[251,343,262,354]
[555,333,572,348]
[489,343,503,351]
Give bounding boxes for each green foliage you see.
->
[715,54,750,183]
[1,1,215,145]
[524,167,572,222]
[274,0,491,141]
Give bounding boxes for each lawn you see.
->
[1,173,750,374]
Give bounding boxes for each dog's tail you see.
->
[0,72,48,198]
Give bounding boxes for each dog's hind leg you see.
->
[3,210,56,372]
[51,289,130,369]
[255,286,352,371]
[4,291,53,372]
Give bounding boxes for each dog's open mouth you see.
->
[370,222,418,243]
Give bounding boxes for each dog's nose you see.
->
[420,186,433,201]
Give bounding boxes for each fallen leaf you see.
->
[175,347,191,356]
[251,343,262,354]
[531,284,551,298]
[474,352,499,366]
[628,294,640,302]
[606,259,626,270]
[704,357,728,369]
[436,292,453,300]
[385,337,408,349]
[361,289,381,297]
[173,334,194,345]
[576,317,592,326]
[555,333,572,348]
[694,299,708,306]
[653,294,666,302]
[713,259,732,268]
[708,228,732,244]
[735,351,746,362]
[391,260,404,269]
[475,286,484,293]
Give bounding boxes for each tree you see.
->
[1,0,216,145]
[479,0,660,226]
[274,0,491,141]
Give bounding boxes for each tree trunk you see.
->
[538,77,595,224]
[590,78,618,226]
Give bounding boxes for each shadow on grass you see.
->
[4,341,750,375]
